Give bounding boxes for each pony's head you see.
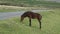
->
[20,14,25,22]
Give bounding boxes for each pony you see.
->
[20,11,42,29]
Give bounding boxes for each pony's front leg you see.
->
[29,18,31,26]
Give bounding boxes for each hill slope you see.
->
[0,0,60,7]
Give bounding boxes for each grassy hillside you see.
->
[0,9,60,34]
[0,0,60,7]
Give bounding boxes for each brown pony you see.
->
[20,11,42,29]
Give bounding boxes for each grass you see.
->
[0,9,60,34]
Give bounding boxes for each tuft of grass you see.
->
[0,9,60,34]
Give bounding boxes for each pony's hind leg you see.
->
[38,19,41,29]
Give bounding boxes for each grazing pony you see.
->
[20,11,42,29]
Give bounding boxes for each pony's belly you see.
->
[31,16,36,19]
[32,17,35,19]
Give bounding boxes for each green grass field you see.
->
[0,9,60,34]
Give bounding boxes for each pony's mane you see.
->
[23,11,33,14]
